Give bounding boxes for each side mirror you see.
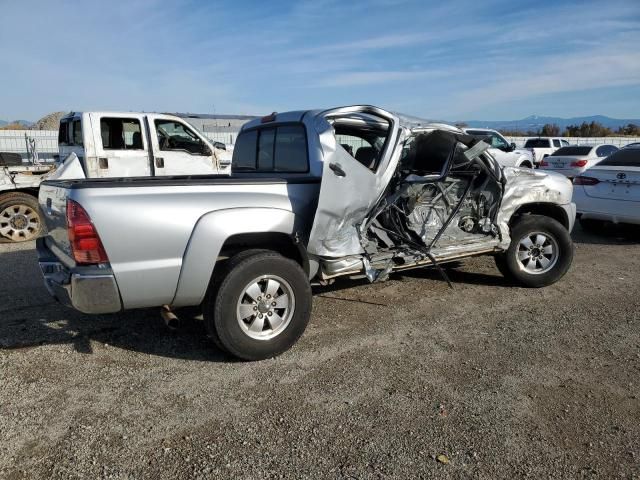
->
[510,142,517,151]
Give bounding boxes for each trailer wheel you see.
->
[0,193,44,242]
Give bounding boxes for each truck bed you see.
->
[39,174,320,309]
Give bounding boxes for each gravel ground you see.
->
[0,225,639,479]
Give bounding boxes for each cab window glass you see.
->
[274,125,308,172]
[72,120,83,146]
[233,130,258,170]
[100,118,143,150]
[232,124,308,173]
[490,134,508,149]
[155,120,207,155]
[257,128,276,170]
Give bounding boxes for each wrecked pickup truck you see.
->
[37,105,575,360]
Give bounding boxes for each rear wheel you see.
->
[495,215,573,287]
[0,193,44,242]
[203,251,312,360]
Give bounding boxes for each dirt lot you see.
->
[0,225,638,479]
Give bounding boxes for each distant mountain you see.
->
[463,115,640,132]
[0,119,34,128]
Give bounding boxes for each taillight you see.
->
[66,199,108,264]
[573,176,600,186]
[570,159,588,167]
[539,159,549,167]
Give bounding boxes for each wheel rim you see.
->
[0,204,40,241]
[236,274,295,340]
[516,231,559,275]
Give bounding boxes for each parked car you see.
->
[574,146,640,229]
[524,137,570,166]
[623,142,640,149]
[463,128,534,168]
[37,105,576,360]
[539,144,619,178]
[57,112,231,178]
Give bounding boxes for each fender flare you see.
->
[171,207,296,307]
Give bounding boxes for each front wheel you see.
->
[495,215,573,287]
[203,251,312,361]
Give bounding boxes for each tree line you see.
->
[499,122,640,137]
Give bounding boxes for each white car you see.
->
[539,144,618,178]
[574,146,640,228]
[464,128,534,168]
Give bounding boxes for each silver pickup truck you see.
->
[37,105,576,360]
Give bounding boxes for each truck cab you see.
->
[58,112,231,178]
[523,137,570,165]
[463,128,533,168]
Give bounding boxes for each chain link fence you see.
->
[0,130,59,162]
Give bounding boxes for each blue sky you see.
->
[1,0,639,121]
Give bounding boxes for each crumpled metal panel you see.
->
[306,107,403,258]
[496,167,573,247]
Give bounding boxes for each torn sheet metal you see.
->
[306,106,403,258]
[495,167,573,248]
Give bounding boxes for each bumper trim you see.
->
[38,237,122,314]
[39,263,122,315]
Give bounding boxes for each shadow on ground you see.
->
[0,247,232,362]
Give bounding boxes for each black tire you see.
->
[203,249,270,354]
[493,253,514,281]
[496,214,573,288]
[0,192,44,243]
[203,250,312,361]
[578,217,607,232]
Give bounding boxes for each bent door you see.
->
[147,115,219,176]
[88,114,152,177]
[307,106,401,257]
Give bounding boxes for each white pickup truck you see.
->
[58,112,231,178]
[523,137,570,166]
[463,128,534,168]
[0,112,232,243]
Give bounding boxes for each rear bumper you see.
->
[574,187,640,225]
[539,167,585,178]
[37,238,122,314]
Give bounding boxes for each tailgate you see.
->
[38,182,73,261]
[545,156,582,169]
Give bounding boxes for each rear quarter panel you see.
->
[68,181,317,309]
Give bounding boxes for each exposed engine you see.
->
[362,130,503,271]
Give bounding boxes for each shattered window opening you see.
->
[357,130,504,282]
